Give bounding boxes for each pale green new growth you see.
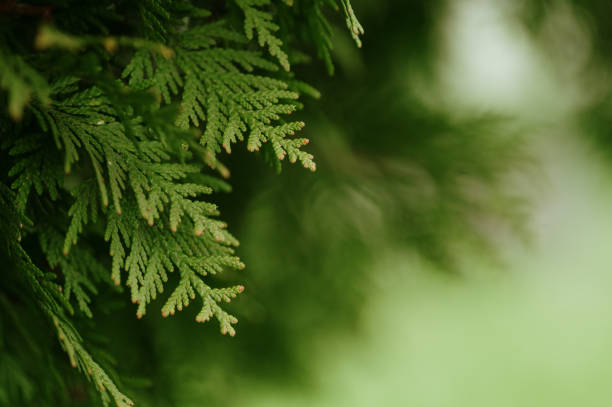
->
[235,0,291,71]
[122,17,312,175]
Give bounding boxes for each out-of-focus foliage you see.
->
[522,0,612,64]
[233,251,612,407]
[212,1,611,405]
[519,0,612,162]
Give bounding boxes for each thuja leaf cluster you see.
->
[0,1,362,405]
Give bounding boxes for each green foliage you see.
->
[0,0,362,405]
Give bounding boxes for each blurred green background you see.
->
[98,0,612,405]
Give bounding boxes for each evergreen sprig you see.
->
[0,185,133,407]
[1,0,362,405]
[235,0,291,71]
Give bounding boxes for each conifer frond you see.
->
[7,134,63,215]
[235,0,291,71]
[0,186,132,407]
[14,81,250,332]
[53,317,134,407]
[292,0,364,74]
[122,19,313,174]
[298,0,337,74]
[0,0,363,404]
[165,267,244,337]
[41,225,108,318]
[340,0,364,47]
[63,181,100,255]
[139,0,172,42]
[105,200,245,334]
